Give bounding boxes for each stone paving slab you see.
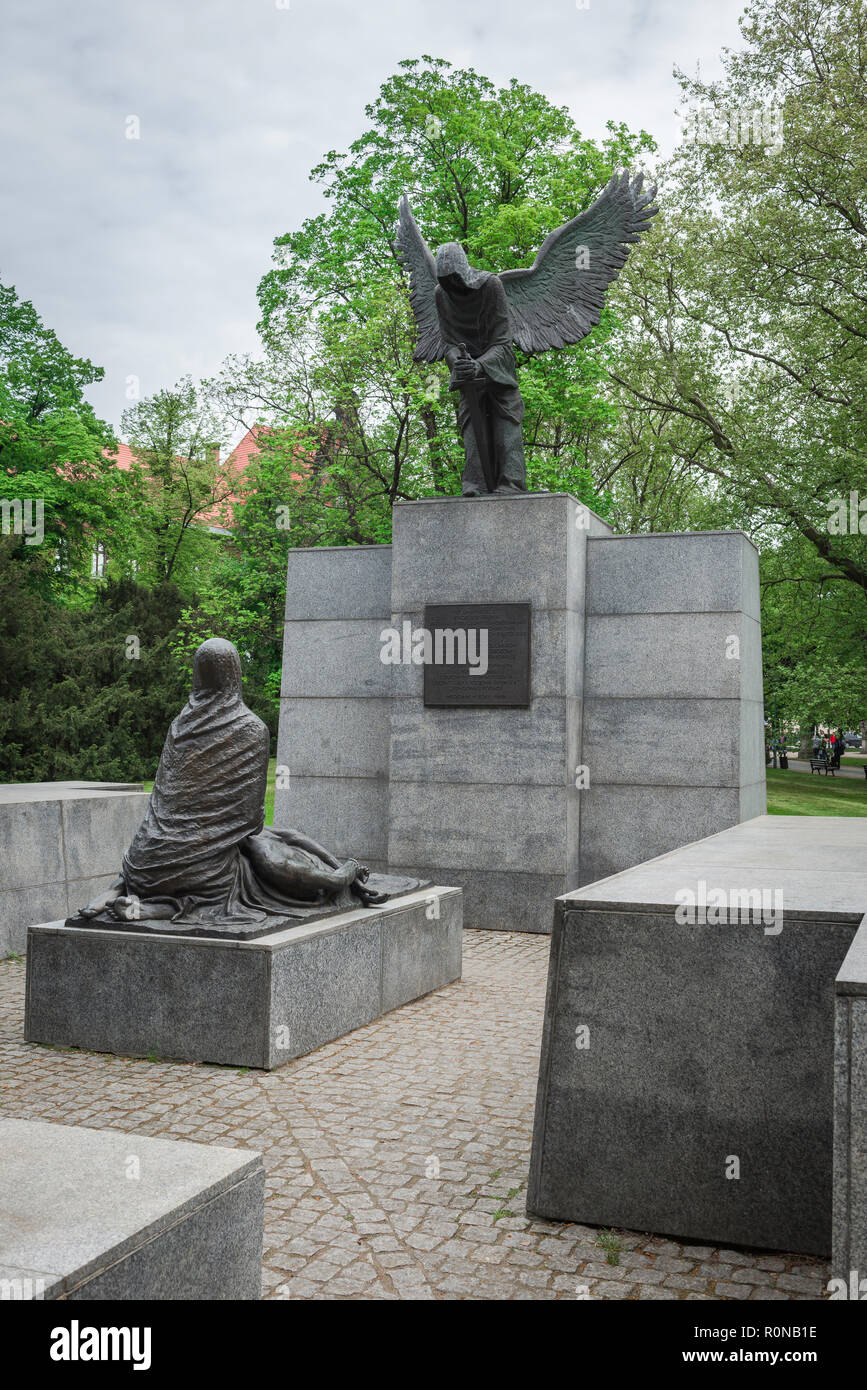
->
[0,932,830,1300]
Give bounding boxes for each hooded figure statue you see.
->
[433,243,527,496]
[396,180,659,498]
[73,638,422,938]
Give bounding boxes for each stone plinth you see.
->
[579,531,765,885]
[834,913,867,1288]
[0,781,149,956]
[385,493,597,933]
[0,1118,263,1300]
[527,816,867,1255]
[276,495,766,931]
[24,886,462,1070]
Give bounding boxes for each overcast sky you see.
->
[0,0,748,436]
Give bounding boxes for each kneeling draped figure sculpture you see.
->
[70,638,421,938]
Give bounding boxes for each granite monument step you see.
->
[25,885,462,1069]
[527,815,867,1258]
[0,1118,263,1300]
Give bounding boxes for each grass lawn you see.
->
[141,757,277,826]
[766,767,867,817]
[143,759,864,821]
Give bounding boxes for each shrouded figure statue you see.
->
[433,243,527,497]
[396,172,657,497]
[73,638,421,938]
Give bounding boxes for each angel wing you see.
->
[499,171,658,354]
[394,195,446,363]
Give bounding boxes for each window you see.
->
[91,541,107,578]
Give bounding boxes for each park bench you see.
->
[809,758,835,776]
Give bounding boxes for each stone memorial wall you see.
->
[276,493,766,930]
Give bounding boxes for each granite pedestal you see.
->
[0,782,149,956]
[834,913,867,1288]
[24,886,462,1069]
[0,1118,263,1300]
[276,495,765,932]
[527,816,867,1256]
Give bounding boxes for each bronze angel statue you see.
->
[395,172,657,497]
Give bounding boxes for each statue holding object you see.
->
[395,172,657,497]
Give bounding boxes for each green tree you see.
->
[0,559,189,781]
[594,0,866,724]
[121,377,233,590]
[0,277,134,592]
[172,440,296,741]
[244,56,656,534]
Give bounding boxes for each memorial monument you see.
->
[396,171,658,496]
[71,637,423,940]
[25,638,462,1068]
[526,816,867,1261]
[276,176,765,932]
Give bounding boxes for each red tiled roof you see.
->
[104,426,309,530]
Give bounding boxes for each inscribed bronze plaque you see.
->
[422,603,531,708]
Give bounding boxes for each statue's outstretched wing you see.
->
[499,172,658,354]
[395,196,446,363]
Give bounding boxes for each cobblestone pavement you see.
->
[0,932,829,1301]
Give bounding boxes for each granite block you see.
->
[738,615,764,703]
[0,799,64,891]
[390,494,594,612]
[281,619,393,698]
[586,531,758,616]
[386,865,571,933]
[389,696,578,787]
[68,1168,264,1300]
[273,775,388,862]
[25,887,462,1070]
[584,613,750,700]
[581,697,743,787]
[276,696,392,779]
[740,779,768,822]
[285,544,392,621]
[577,784,744,886]
[387,781,568,874]
[530,818,867,1252]
[267,916,382,1065]
[25,926,271,1066]
[739,531,762,623]
[740,699,767,790]
[61,792,148,880]
[380,888,463,1013]
[1,883,69,957]
[0,1118,263,1300]
[528,899,854,1252]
